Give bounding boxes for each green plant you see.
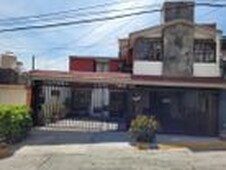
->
[130,115,159,143]
[0,105,32,143]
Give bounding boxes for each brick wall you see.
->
[69,58,95,72]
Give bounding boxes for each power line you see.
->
[0,3,225,54]
[0,0,131,22]
[0,4,161,26]
[0,0,219,23]
[0,2,225,34]
[0,9,161,33]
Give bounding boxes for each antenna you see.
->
[32,55,35,70]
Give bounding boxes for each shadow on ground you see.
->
[19,128,132,145]
[9,127,226,155]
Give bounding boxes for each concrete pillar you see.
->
[163,22,194,77]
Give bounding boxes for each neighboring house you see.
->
[29,1,226,137]
[0,52,30,106]
[34,56,123,124]
[69,56,122,117]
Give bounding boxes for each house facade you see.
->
[29,1,226,137]
[0,52,30,106]
[117,1,225,136]
[69,56,123,117]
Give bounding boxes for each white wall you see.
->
[193,63,220,77]
[133,61,163,76]
[0,85,27,105]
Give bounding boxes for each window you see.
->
[194,40,216,62]
[134,38,163,61]
[51,90,60,97]
[150,41,162,61]
[96,62,109,72]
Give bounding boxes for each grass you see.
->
[157,141,226,151]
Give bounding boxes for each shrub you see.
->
[130,115,159,143]
[0,105,32,143]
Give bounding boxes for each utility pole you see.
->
[32,55,35,70]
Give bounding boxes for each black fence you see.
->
[32,80,129,132]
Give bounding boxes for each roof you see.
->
[129,22,217,38]
[69,55,119,61]
[29,70,226,89]
[29,70,130,85]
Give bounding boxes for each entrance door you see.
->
[149,89,218,136]
[149,91,186,134]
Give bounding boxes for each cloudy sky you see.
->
[0,0,225,71]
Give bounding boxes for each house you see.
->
[119,1,224,136]
[69,56,123,117]
[29,1,226,137]
[0,52,30,106]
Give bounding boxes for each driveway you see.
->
[1,128,226,170]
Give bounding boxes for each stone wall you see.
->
[163,23,194,77]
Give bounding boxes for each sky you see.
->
[0,0,225,71]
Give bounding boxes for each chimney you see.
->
[162,0,195,23]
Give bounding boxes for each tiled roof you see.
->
[29,70,226,89]
[29,70,131,84]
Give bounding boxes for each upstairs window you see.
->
[194,40,216,62]
[133,38,163,61]
[151,41,162,61]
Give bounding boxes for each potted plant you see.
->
[130,115,159,150]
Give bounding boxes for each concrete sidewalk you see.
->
[1,142,226,170]
[1,129,226,170]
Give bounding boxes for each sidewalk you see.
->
[1,130,226,170]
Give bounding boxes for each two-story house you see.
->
[30,1,226,136]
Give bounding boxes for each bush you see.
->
[0,105,32,143]
[130,115,159,143]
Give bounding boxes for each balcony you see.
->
[133,61,163,76]
[193,63,220,77]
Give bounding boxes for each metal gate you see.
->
[32,80,128,132]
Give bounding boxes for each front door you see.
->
[149,91,186,134]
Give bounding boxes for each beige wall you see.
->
[0,84,28,105]
[0,53,17,69]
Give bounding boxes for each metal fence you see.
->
[32,80,128,132]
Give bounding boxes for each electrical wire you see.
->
[0,2,225,34]
[0,4,161,26]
